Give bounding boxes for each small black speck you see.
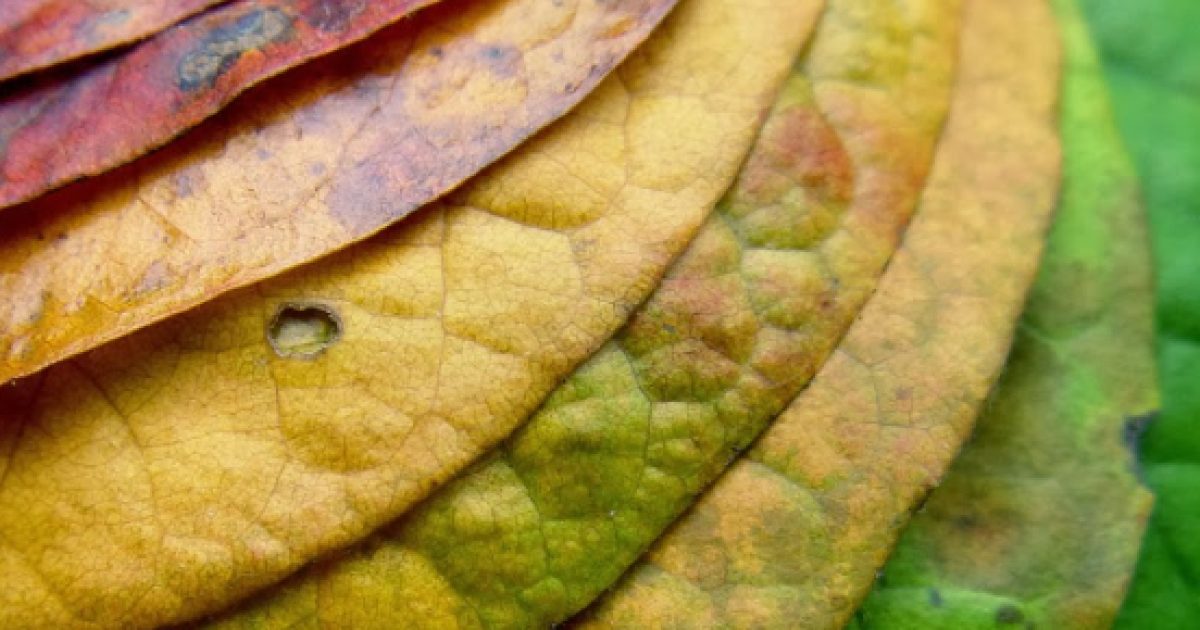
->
[1123,410,1158,481]
[995,604,1025,625]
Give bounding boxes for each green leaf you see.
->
[1081,0,1200,626]
[852,0,1158,627]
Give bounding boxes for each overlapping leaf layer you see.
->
[0,0,1172,627]
[577,0,1062,626]
[201,0,960,626]
[0,0,815,625]
[0,0,675,383]
[854,1,1155,626]
[0,0,226,80]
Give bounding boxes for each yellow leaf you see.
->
[0,0,817,626]
[576,0,1063,626]
[198,0,961,627]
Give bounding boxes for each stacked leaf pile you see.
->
[0,0,1182,627]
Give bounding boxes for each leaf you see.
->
[0,0,676,384]
[852,0,1157,626]
[197,0,960,627]
[0,0,227,80]
[1080,0,1200,626]
[574,0,1062,626]
[0,0,446,211]
[0,0,815,626]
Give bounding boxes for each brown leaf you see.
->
[0,0,227,80]
[0,0,676,384]
[575,0,1063,626]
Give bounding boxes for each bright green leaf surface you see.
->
[1081,0,1200,627]
[853,0,1157,627]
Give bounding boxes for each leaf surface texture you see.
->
[854,1,1156,625]
[0,0,673,382]
[575,0,1062,626]
[0,0,811,625]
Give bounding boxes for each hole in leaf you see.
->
[267,302,343,359]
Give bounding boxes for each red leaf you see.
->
[0,0,229,80]
[0,0,446,211]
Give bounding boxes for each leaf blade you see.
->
[0,0,816,626]
[0,0,675,384]
[854,0,1157,625]
[575,0,1063,626]
[0,0,228,80]
[198,0,966,626]
[1080,0,1200,625]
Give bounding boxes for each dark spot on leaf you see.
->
[173,172,196,198]
[928,588,943,608]
[1123,410,1158,481]
[995,604,1025,625]
[478,43,520,77]
[178,8,294,91]
[267,302,343,359]
[954,513,979,530]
